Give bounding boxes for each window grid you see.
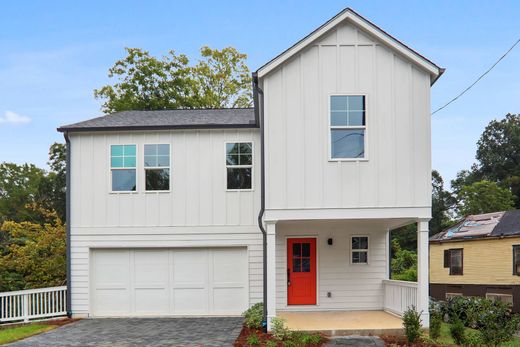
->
[226,142,253,190]
[144,144,170,191]
[351,236,368,264]
[110,144,137,192]
[330,95,366,159]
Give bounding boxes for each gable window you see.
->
[111,145,136,192]
[448,248,463,275]
[330,95,366,159]
[226,142,253,190]
[144,144,170,191]
[513,245,520,275]
[351,236,368,264]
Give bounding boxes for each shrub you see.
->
[464,329,483,347]
[429,310,442,341]
[300,333,322,345]
[450,317,466,345]
[271,317,291,341]
[243,302,264,329]
[265,340,277,347]
[403,306,422,343]
[246,333,260,346]
[478,299,520,347]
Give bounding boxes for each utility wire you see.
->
[431,38,520,115]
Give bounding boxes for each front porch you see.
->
[278,310,403,336]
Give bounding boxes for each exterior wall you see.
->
[69,129,263,316]
[274,220,389,311]
[430,237,520,285]
[262,20,432,211]
[430,284,520,313]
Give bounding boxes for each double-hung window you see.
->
[513,245,520,275]
[330,95,366,159]
[351,236,368,264]
[111,145,137,191]
[226,142,253,190]
[144,144,170,191]
[444,248,463,275]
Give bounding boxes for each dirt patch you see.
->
[234,326,328,347]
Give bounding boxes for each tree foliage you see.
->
[94,46,252,113]
[390,239,417,281]
[456,180,515,216]
[431,170,455,235]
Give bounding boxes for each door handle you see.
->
[287,268,291,286]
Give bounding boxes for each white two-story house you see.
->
[58,8,443,332]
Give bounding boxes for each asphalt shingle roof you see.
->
[57,108,257,132]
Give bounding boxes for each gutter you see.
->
[253,72,268,331]
[64,132,72,318]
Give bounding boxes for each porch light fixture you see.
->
[327,238,333,245]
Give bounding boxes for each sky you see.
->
[0,0,518,187]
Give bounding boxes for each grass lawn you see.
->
[0,324,56,345]
[433,323,520,347]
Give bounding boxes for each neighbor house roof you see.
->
[57,108,257,133]
[255,8,444,84]
[430,210,520,242]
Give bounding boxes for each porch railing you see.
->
[382,279,417,316]
[0,286,67,324]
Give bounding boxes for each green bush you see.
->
[403,306,422,343]
[271,317,291,341]
[246,332,260,346]
[450,318,466,345]
[464,329,483,347]
[243,302,264,329]
[265,340,277,347]
[478,299,520,347]
[429,311,442,341]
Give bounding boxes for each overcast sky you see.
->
[0,0,518,187]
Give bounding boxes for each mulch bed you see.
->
[234,325,328,347]
[380,335,449,347]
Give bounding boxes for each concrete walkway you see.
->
[326,336,385,346]
[6,317,244,347]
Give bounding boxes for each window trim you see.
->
[486,293,513,305]
[109,144,138,194]
[328,93,369,162]
[225,141,254,192]
[449,248,463,276]
[143,143,171,193]
[350,235,369,265]
[513,245,520,275]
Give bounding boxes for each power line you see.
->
[431,37,520,116]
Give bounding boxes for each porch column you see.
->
[266,220,277,331]
[417,219,430,327]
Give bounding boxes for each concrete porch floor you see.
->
[277,310,404,336]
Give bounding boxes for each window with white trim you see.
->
[144,144,170,191]
[330,95,366,159]
[111,145,136,191]
[226,142,252,190]
[351,236,368,264]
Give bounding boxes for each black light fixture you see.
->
[327,238,333,245]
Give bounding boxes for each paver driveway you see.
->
[7,317,244,347]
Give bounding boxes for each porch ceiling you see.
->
[277,218,416,231]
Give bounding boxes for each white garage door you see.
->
[91,248,248,316]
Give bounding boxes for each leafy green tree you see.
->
[431,170,455,235]
[456,180,515,216]
[94,46,252,113]
[37,143,66,221]
[390,239,417,281]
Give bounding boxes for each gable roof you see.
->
[57,108,257,133]
[430,210,520,242]
[256,8,444,84]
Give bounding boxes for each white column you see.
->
[417,219,430,327]
[266,220,277,331]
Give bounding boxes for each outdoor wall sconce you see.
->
[327,238,333,245]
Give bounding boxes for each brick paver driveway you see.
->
[7,317,244,347]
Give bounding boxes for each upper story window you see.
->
[513,245,520,275]
[351,236,368,264]
[111,145,136,192]
[444,248,463,275]
[144,144,170,191]
[330,95,366,159]
[226,142,252,190]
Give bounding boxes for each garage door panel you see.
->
[135,288,169,314]
[93,250,130,286]
[94,289,130,315]
[212,287,246,313]
[172,250,208,286]
[134,250,169,285]
[172,288,208,314]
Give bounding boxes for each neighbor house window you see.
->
[111,145,136,191]
[513,245,520,275]
[330,95,366,159]
[445,293,463,300]
[486,293,513,306]
[351,236,368,264]
[144,144,170,191]
[448,248,463,275]
[226,142,252,190]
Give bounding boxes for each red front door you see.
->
[287,238,317,305]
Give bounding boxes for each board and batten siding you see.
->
[262,21,431,211]
[275,221,388,310]
[430,237,520,286]
[69,129,263,316]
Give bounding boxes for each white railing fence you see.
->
[383,279,417,316]
[0,286,67,324]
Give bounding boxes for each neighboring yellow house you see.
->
[429,210,520,312]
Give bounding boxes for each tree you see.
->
[431,170,455,235]
[456,180,515,216]
[37,143,66,221]
[476,113,520,208]
[390,239,417,281]
[94,46,252,113]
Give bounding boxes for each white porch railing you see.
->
[0,286,67,324]
[383,279,417,316]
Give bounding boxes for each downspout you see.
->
[253,72,267,331]
[64,132,72,318]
